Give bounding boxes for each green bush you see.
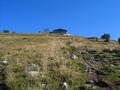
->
[101,33,110,42]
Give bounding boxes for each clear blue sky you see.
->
[0,0,120,39]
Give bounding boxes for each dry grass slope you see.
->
[0,33,120,90]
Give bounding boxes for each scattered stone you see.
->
[81,50,88,54]
[25,64,40,78]
[71,54,78,60]
[84,83,92,88]
[25,64,39,73]
[3,60,7,64]
[27,71,39,77]
[40,72,47,78]
[41,80,48,86]
[87,48,96,53]
[63,82,68,89]
[103,48,113,53]
[110,64,115,67]
[92,85,98,89]
[0,60,8,65]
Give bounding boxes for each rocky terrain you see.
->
[0,33,120,90]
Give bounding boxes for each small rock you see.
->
[40,72,47,78]
[81,50,88,54]
[87,48,96,53]
[3,60,7,64]
[92,86,98,89]
[110,64,115,67]
[0,60,8,65]
[25,64,39,73]
[89,80,94,84]
[63,82,68,89]
[27,71,39,77]
[85,83,92,88]
[103,48,113,53]
[71,54,78,60]
[25,64,40,78]
[41,80,48,89]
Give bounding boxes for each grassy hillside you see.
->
[0,34,120,90]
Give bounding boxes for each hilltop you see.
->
[0,34,120,90]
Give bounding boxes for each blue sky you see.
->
[0,0,120,39]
